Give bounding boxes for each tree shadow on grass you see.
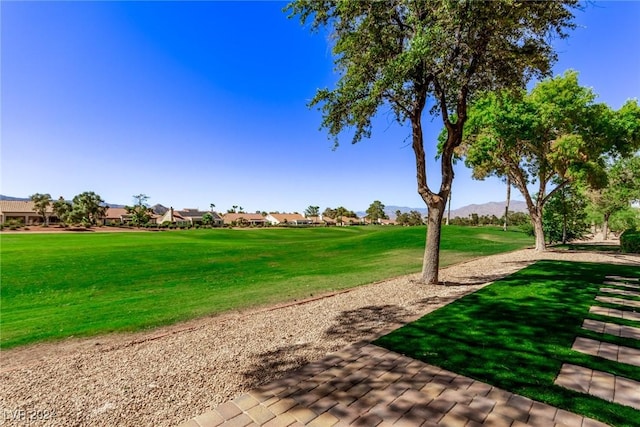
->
[375,260,640,427]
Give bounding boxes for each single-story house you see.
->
[222,212,266,226]
[305,215,336,226]
[337,216,363,226]
[157,208,187,225]
[363,217,396,226]
[265,213,312,226]
[0,200,58,225]
[102,207,162,225]
[103,207,133,225]
[174,208,223,226]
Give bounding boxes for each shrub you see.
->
[520,223,535,237]
[4,219,23,230]
[620,229,640,253]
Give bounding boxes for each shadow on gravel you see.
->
[242,343,312,386]
[242,305,414,388]
[441,260,533,287]
[323,305,413,344]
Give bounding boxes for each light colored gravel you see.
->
[1,245,638,426]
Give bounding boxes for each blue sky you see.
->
[2,1,639,213]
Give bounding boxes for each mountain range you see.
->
[1,195,526,219]
[362,200,528,219]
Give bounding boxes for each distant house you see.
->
[338,216,363,226]
[103,207,132,225]
[306,215,336,226]
[305,215,323,225]
[102,207,161,225]
[377,218,396,225]
[176,208,223,226]
[222,212,266,227]
[323,217,337,226]
[265,213,312,226]
[157,208,188,225]
[363,216,396,226]
[0,200,57,225]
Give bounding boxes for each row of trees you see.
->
[461,71,640,251]
[289,1,639,283]
[289,0,583,284]
[395,210,424,226]
[30,192,108,227]
[448,211,531,228]
[540,155,640,244]
[30,192,159,228]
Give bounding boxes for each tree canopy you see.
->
[288,0,578,283]
[305,205,320,217]
[587,155,640,238]
[52,197,72,225]
[125,194,152,227]
[366,200,388,222]
[462,71,639,250]
[70,191,107,227]
[29,193,52,225]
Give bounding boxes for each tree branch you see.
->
[543,179,570,205]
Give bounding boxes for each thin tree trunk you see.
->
[422,198,446,284]
[603,213,610,240]
[503,177,511,232]
[561,189,567,244]
[446,190,451,226]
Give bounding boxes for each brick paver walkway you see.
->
[556,364,640,410]
[599,287,640,298]
[589,306,640,322]
[605,276,639,283]
[572,336,640,367]
[581,318,640,340]
[181,343,609,427]
[602,281,640,290]
[594,295,640,309]
[554,275,640,414]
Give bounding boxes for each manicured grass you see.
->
[375,261,640,427]
[556,243,622,253]
[0,226,531,349]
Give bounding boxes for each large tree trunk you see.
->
[409,85,462,285]
[532,212,546,251]
[422,198,446,284]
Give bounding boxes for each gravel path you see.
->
[1,246,638,426]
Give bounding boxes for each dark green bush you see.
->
[520,222,534,237]
[620,229,640,253]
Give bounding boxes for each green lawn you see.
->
[0,226,531,349]
[375,260,640,427]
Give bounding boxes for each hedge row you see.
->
[620,229,640,253]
